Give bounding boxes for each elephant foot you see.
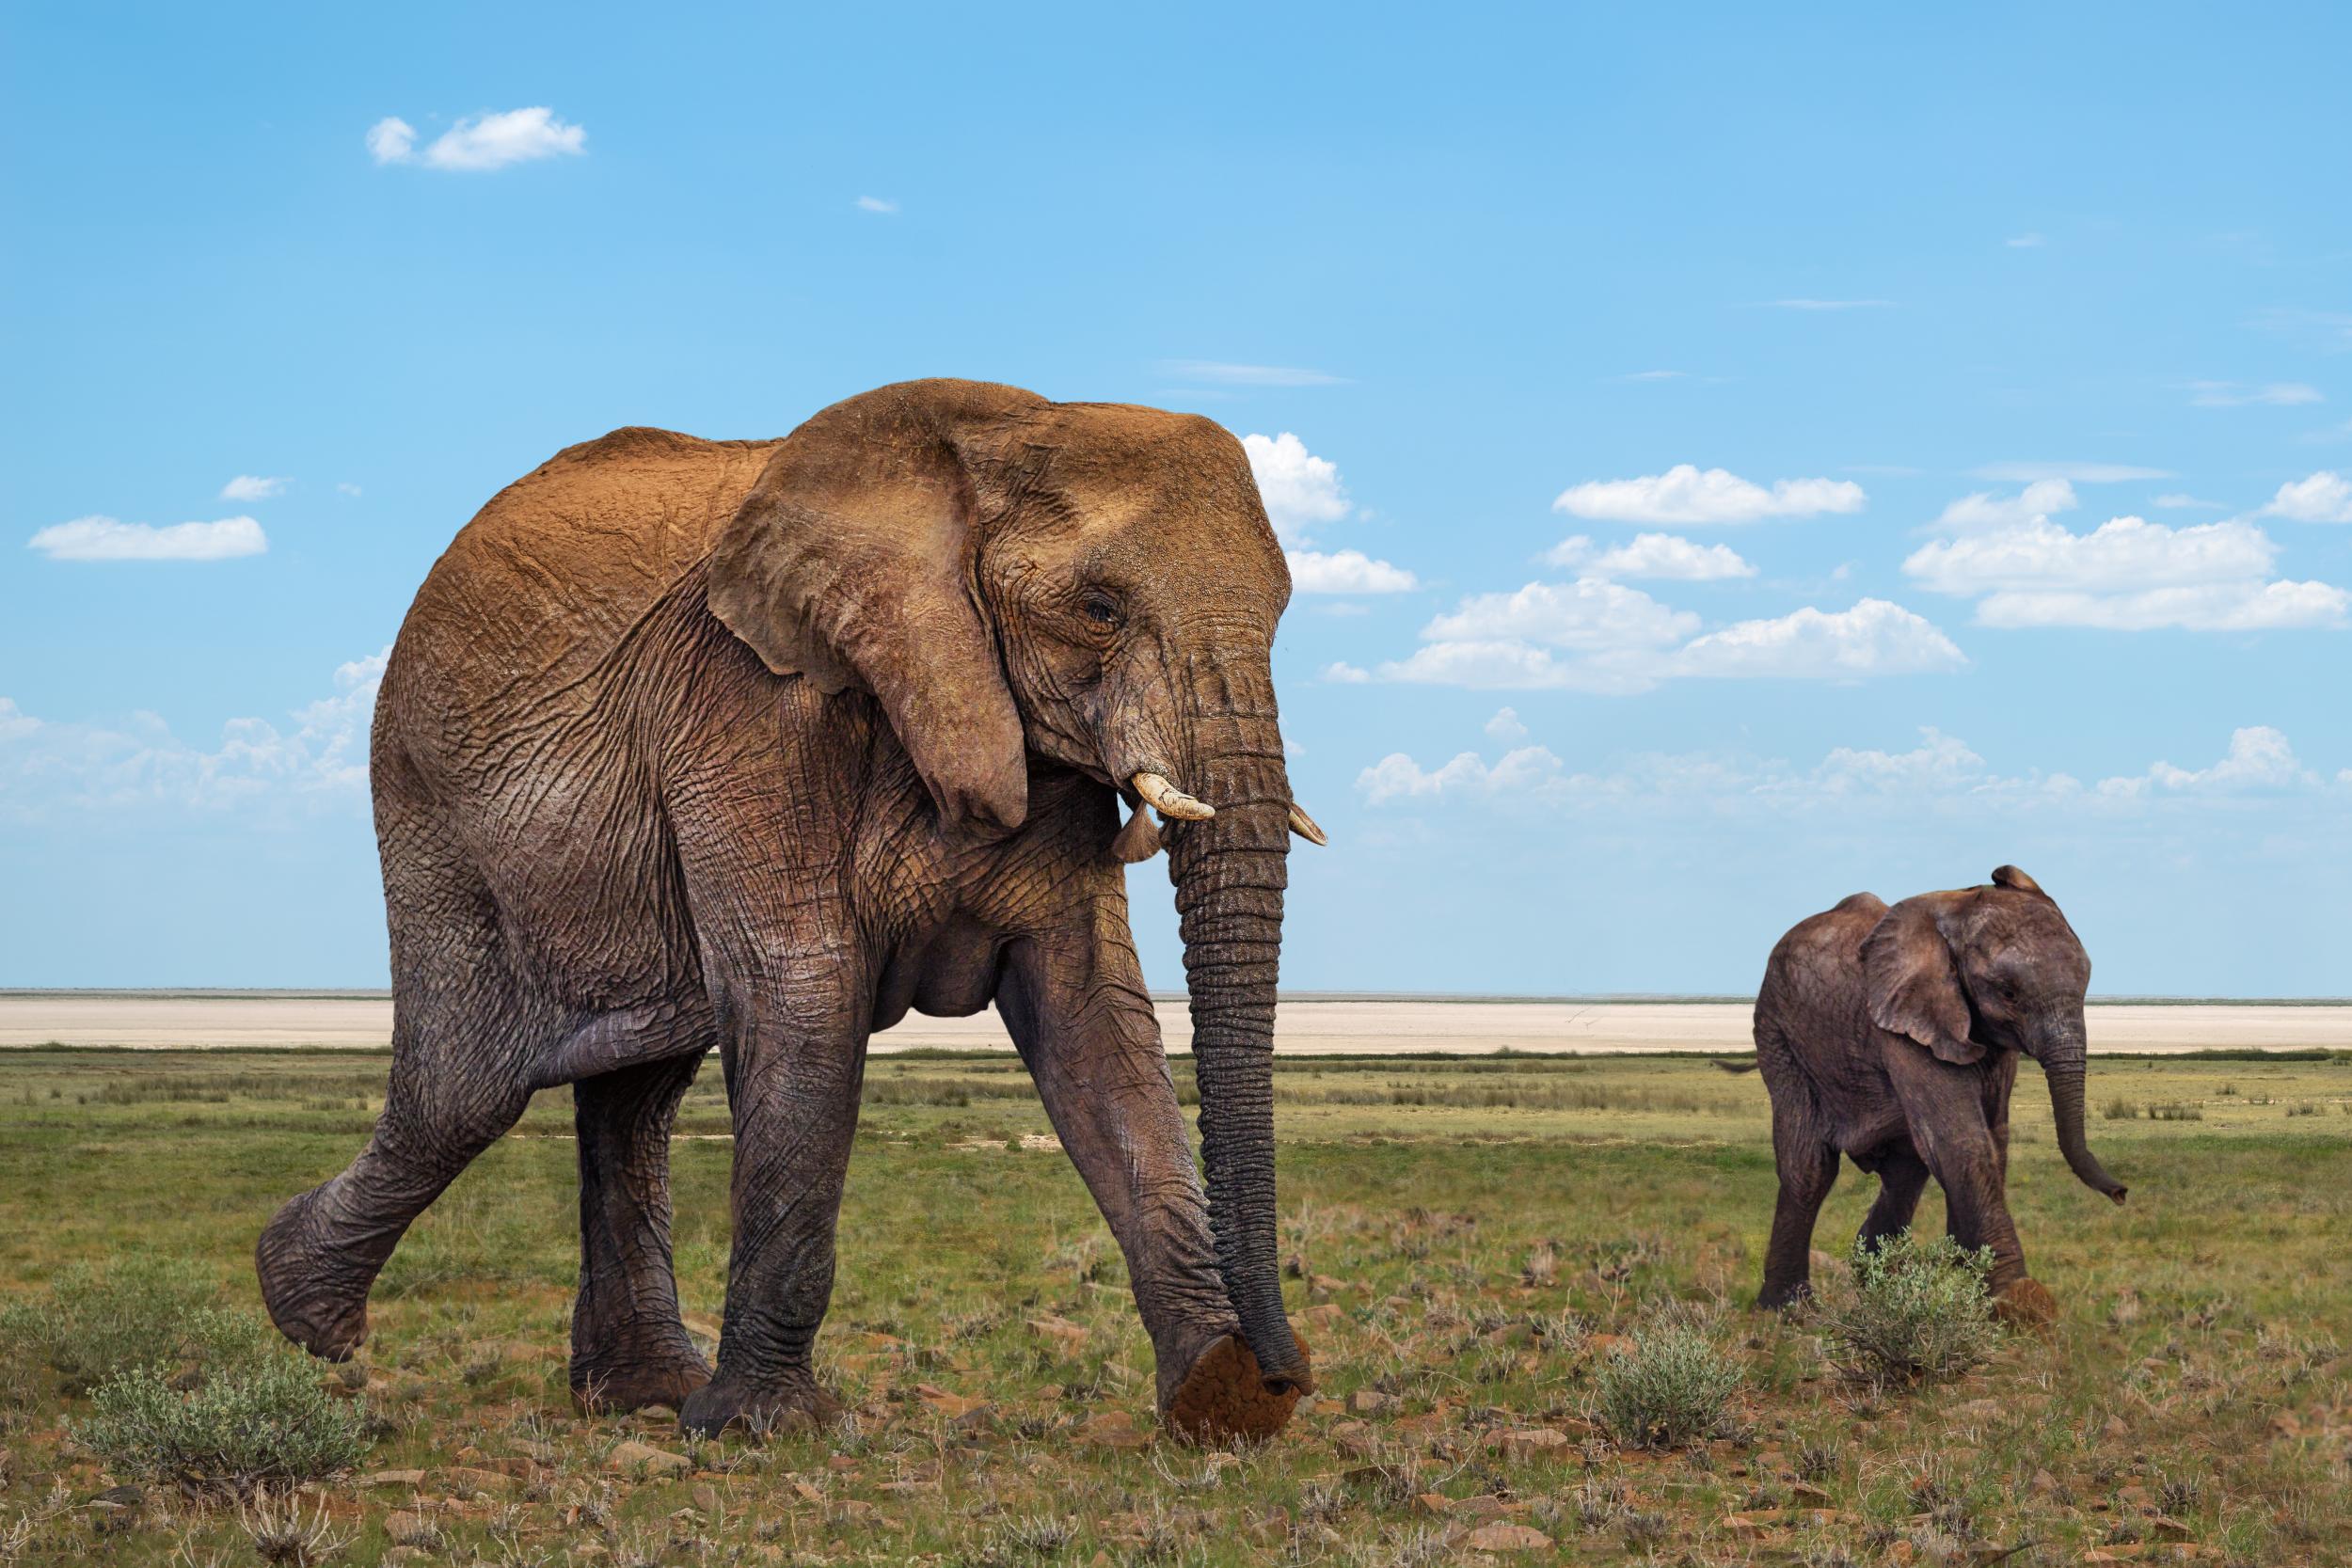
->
[1992,1277,2057,1330]
[677,1372,841,1438]
[572,1348,712,1416]
[255,1191,369,1361]
[1755,1280,1812,1313]
[1160,1334,1306,1447]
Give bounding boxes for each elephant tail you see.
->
[1713,1057,1761,1074]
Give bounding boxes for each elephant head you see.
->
[705,378,1316,1396]
[1862,864,2127,1205]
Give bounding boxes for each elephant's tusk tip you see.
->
[1286,801,1327,847]
[1132,770,1215,822]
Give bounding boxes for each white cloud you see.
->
[0,649,386,817]
[1285,548,1417,594]
[2186,380,2324,408]
[1358,746,1565,804]
[855,195,898,214]
[2100,727,2318,797]
[1971,461,2172,483]
[2006,232,2046,248]
[1668,599,1967,680]
[1904,506,2347,630]
[365,117,416,164]
[337,482,363,498]
[1165,361,1347,388]
[27,515,267,562]
[2153,494,2222,510]
[2258,470,2352,523]
[1931,478,2077,532]
[1970,581,2348,631]
[1553,465,1866,525]
[1322,661,1372,684]
[1547,532,1756,580]
[1906,515,2278,595]
[1242,432,1350,545]
[369,107,585,171]
[1354,725,2337,815]
[221,475,288,502]
[1423,579,1699,651]
[1485,707,1528,741]
[1767,298,1894,310]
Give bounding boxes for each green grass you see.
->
[1,1046,2347,1565]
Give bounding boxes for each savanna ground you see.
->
[2,1046,2347,1566]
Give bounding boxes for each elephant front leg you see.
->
[677,987,866,1438]
[995,926,1298,1445]
[1899,1059,2049,1325]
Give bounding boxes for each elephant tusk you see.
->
[1286,802,1327,847]
[1132,771,1215,821]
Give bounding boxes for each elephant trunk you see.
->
[1165,689,1311,1396]
[2039,1021,2128,1204]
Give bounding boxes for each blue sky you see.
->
[4,4,2348,994]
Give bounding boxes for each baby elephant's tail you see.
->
[1713,1057,1760,1074]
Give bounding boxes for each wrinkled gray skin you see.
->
[1745,865,2127,1316]
[256,379,1314,1441]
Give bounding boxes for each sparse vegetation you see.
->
[1590,1319,1744,1448]
[70,1353,372,1498]
[0,1045,2344,1564]
[1816,1233,2002,1386]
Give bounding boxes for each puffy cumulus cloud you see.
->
[2258,470,2352,524]
[1553,465,1866,525]
[1547,531,1756,580]
[220,475,288,502]
[1284,548,1417,594]
[1357,745,1564,804]
[1668,599,1967,680]
[2099,726,2319,797]
[1366,640,1660,694]
[1905,516,2278,594]
[0,649,387,818]
[1484,706,1528,741]
[1422,579,1700,651]
[1904,487,2348,631]
[27,515,266,562]
[369,107,585,171]
[1242,432,1350,545]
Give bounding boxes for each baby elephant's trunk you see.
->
[2039,1022,2127,1204]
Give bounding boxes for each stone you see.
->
[1347,1388,1396,1415]
[361,1469,428,1488]
[1487,1426,1570,1457]
[1463,1522,1552,1552]
[606,1439,691,1477]
[1075,1410,1152,1450]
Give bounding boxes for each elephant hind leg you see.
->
[571,1048,714,1413]
[1857,1148,1930,1251]
[1757,1101,1839,1311]
[258,817,548,1360]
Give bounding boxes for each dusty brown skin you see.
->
[256,380,1317,1441]
[1740,866,2127,1320]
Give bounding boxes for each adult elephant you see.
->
[257,379,1323,1441]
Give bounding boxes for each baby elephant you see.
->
[1741,865,2127,1322]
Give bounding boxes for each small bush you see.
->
[1817,1234,2001,1386]
[0,1258,262,1401]
[1591,1322,1743,1449]
[70,1354,371,1498]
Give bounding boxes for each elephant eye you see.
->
[1081,593,1123,628]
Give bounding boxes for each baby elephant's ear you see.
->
[1861,899,1981,1066]
[1990,864,2047,897]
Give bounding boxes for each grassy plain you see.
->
[2,1046,2348,1565]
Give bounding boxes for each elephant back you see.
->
[385,427,782,758]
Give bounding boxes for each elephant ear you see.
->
[1861,898,1982,1066]
[707,380,1041,836]
[1990,864,2048,898]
